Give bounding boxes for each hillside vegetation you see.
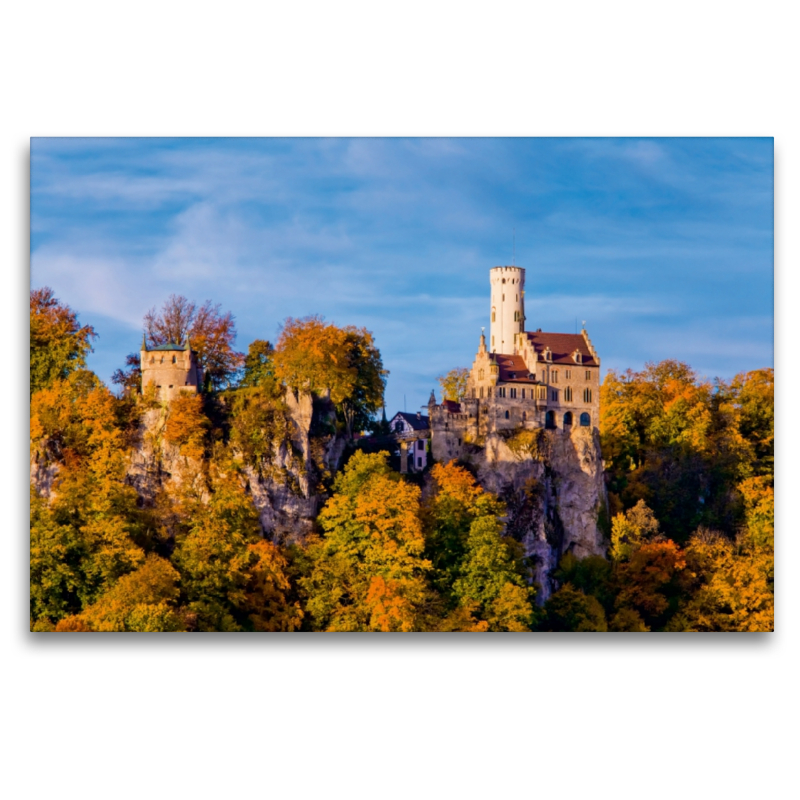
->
[30,289,773,632]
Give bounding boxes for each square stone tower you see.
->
[140,337,202,401]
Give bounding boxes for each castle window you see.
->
[417,457,422,468]
[564,411,573,426]
[502,294,505,301]
[480,387,484,399]
[583,388,593,403]
[521,388,525,399]
[510,388,517,399]
[509,372,515,379]
[172,355,176,364]
[458,438,462,446]
[580,412,591,427]
[169,385,173,389]
[564,387,573,402]
[492,336,495,348]
[504,410,510,419]
[514,311,519,321]
[498,387,506,398]
[552,370,558,383]
[491,310,496,323]
[545,410,556,429]
[150,357,154,364]
[417,440,424,451]
[585,370,592,381]
[160,357,164,364]
[565,369,572,379]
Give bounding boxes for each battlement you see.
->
[140,338,202,402]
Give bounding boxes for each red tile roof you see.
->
[525,331,598,367]
[490,353,536,383]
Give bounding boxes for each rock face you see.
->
[434,420,607,602]
[124,390,347,545]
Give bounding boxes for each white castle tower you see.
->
[489,266,525,353]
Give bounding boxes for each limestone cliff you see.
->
[123,389,347,544]
[456,426,607,601]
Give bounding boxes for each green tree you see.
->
[542,584,608,632]
[30,287,96,395]
[239,339,278,392]
[452,516,535,631]
[301,451,432,631]
[437,367,469,402]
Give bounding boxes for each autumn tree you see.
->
[273,316,387,436]
[610,499,661,562]
[172,458,298,631]
[541,584,608,632]
[301,451,432,632]
[164,393,210,461]
[601,360,772,542]
[30,287,96,395]
[80,555,184,632]
[437,367,469,402]
[144,294,243,389]
[111,352,142,396]
[30,372,146,623]
[422,461,505,598]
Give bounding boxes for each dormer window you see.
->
[509,372,515,379]
[573,350,582,364]
[545,348,552,362]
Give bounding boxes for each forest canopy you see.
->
[30,289,774,632]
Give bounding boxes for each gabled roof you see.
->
[490,353,536,383]
[525,331,598,367]
[390,411,430,431]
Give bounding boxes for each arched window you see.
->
[583,388,593,403]
[585,370,592,381]
[510,387,517,399]
[545,410,556,429]
[504,410,510,419]
[564,387,573,402]
[491,309,496,323]
[580,412,590,427]
[552,370,558,383]
[564,411,573,426]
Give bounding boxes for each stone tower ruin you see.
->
[140,336,202,401]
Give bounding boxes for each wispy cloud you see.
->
[30,137,774,412]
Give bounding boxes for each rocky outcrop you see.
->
[462,426,607,602]
[125,390,347,545]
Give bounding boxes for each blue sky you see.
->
[30,137,773,414]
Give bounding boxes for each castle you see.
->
[140,336,203,401]
[429,265,601,462]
